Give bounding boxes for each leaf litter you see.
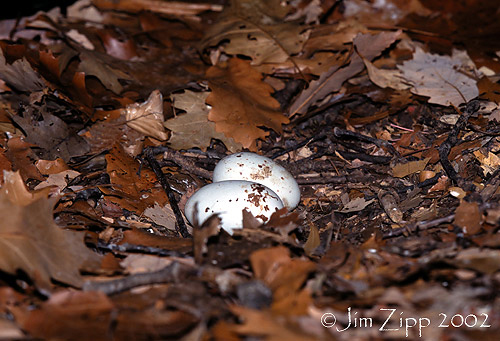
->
[0,0,499,340]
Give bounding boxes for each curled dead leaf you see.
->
[125,90,168,141]
[206,58,289,150]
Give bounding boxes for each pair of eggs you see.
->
[184,152,300,234]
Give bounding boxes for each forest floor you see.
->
[0,0,500,340]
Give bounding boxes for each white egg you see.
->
[184,180,284,235]
[212,152,300,209]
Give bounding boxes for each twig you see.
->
[269,133,327,159]
[144,148,190,238]
[297,175,348,185]
[97,241,189,258]
[162,149,213,180]
[438,101,479,191]
[383,202,496,239]
[336,150,392,164]
[333,127,401,158]
[383,213,455,239]
[83,262,194,295]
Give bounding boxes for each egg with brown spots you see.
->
[213,152,300,209]
[184,180,283,235]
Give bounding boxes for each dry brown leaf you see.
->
[102,143,168,214]
[0,171,101,290]
[143,202,176,231]
[477,76,500,103]
[12,111,90,162]
[473,150,500,176]
[121,227,192,251]
[450,248,500,274]
[454,201,482,235]
[35,158,70,175]
[289,30,402,116]
[392,157,430,178]
[5,137,44,182]
[92,0,222,16]
[34,170,80,194]
[194,215,221,264]
[166,90,242,152]
[21,290,114,340]
[303,223,320,256]
[250,246,315,302]
[125,90,168,141]
[0,150,12,184]
[363,57,410,90]
[206,58,289,150]
[338,197,375,213]
[398,48,479,106]
[200,0,309,65]
[0,48,44,92]
[343,0,432,25]
[228,305,318,341]
[77,50,131,94]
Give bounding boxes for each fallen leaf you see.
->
[477,76,500,103]
[200,0,309,65]
[228,305,317,341]
[303,223,320,256]
[285,0,322,24]
[289,30,402,116]
[454,201,482,235]
[5,137,44,181]
[102,143,168,214]
[21,290,113,340]
[398,48,479,106]
[97,30,138,60]
[194,215,221,264]
[249,246,315,302]
[35,158,70,175]
[143,202,176,230]
[0,149,12,184]
[206,58,289,150]
[67,29,95,50]
[121,228,192,252]
[34,170,80,194]
[473,150,500,176]
[77,50,131,94]
[125,89,168,141]
[0,48,44,92]
[120,254,176,274]
[92,0,222,16]
[12,111,90,162]
[0,171,101,290]
[166,90,242,152]
[392,157,430,178]
[338,197,375,213]
[363,57,410,90]
[450,248,500,274]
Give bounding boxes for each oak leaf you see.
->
[206,58,289,150]
[200,0,309,65]
[0,48,44,92]
[0,171,100,290]
[77,50,131,94]
[12,111,90,162]
[102,143,168,214]
[166,90,242,152]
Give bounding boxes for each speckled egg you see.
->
[212,152,300,209]
[184,180,284,234]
